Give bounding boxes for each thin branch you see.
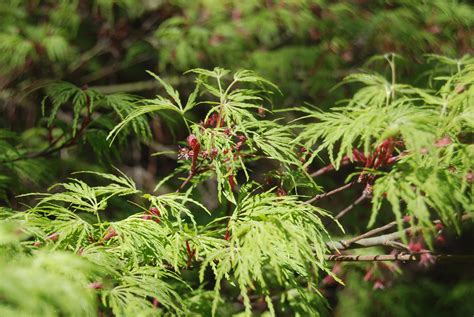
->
[1,97,92,164]
[335,192,367,220]
[344,218,402,245]
[175,165,211,193]
[67,40,110,73]
[325,254,474,262]
[89,76,191,94]
[80,54,151,84]
[327,230,405,250]
[328,213,472,251]
[310,157,350,177]
[176,171,196,193]
[305,182,354,204]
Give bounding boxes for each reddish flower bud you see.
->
[276,187,287,196]
[435,136,452,147]
[408,240,422,253]
[373,279,385,290]
[103,227,117,241]
[321,273,337,286]
[455,84,465,94]
[187,134,199,148]
[352,149,367,163]
[427,25,441,34]
[235,141,244,151]
[419,253,435,268]
[435,222,444,231]
[204,113,219,127]
[363,184,373,198]
[228,174,236,190]
[142,214,152,220]
[148,207,161,223]
[150,207,160,217]
[47,232,59,242]
[436,235,446,245]
[467,170,473,184]
[363,269,373,281]
[88,282,103,289]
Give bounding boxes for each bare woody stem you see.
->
[305,181,354,204]
[310,157,351,177]
[327,213,472,251]
[325,254,474,262]
[327,230,409,250]
[335,192,367,220]
[176,170,196,193]
[1,97,92,164]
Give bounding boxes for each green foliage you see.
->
[337,269,474,317]
[200,186,334,315]
[2,55,474,315]
[1,1,473,315]
[0,219,101,317]
[298,55,473,239]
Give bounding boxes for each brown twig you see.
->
[327,230,408,251]
[325,254,474,262]
[305,182,354,204]
[1,101,92,164]
[328,213,472,251]
[90,76,186,94]
[310,158,351,177]
[176,170,196,193]
[334,192,367,220]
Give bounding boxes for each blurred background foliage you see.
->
[0,0,473,316]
